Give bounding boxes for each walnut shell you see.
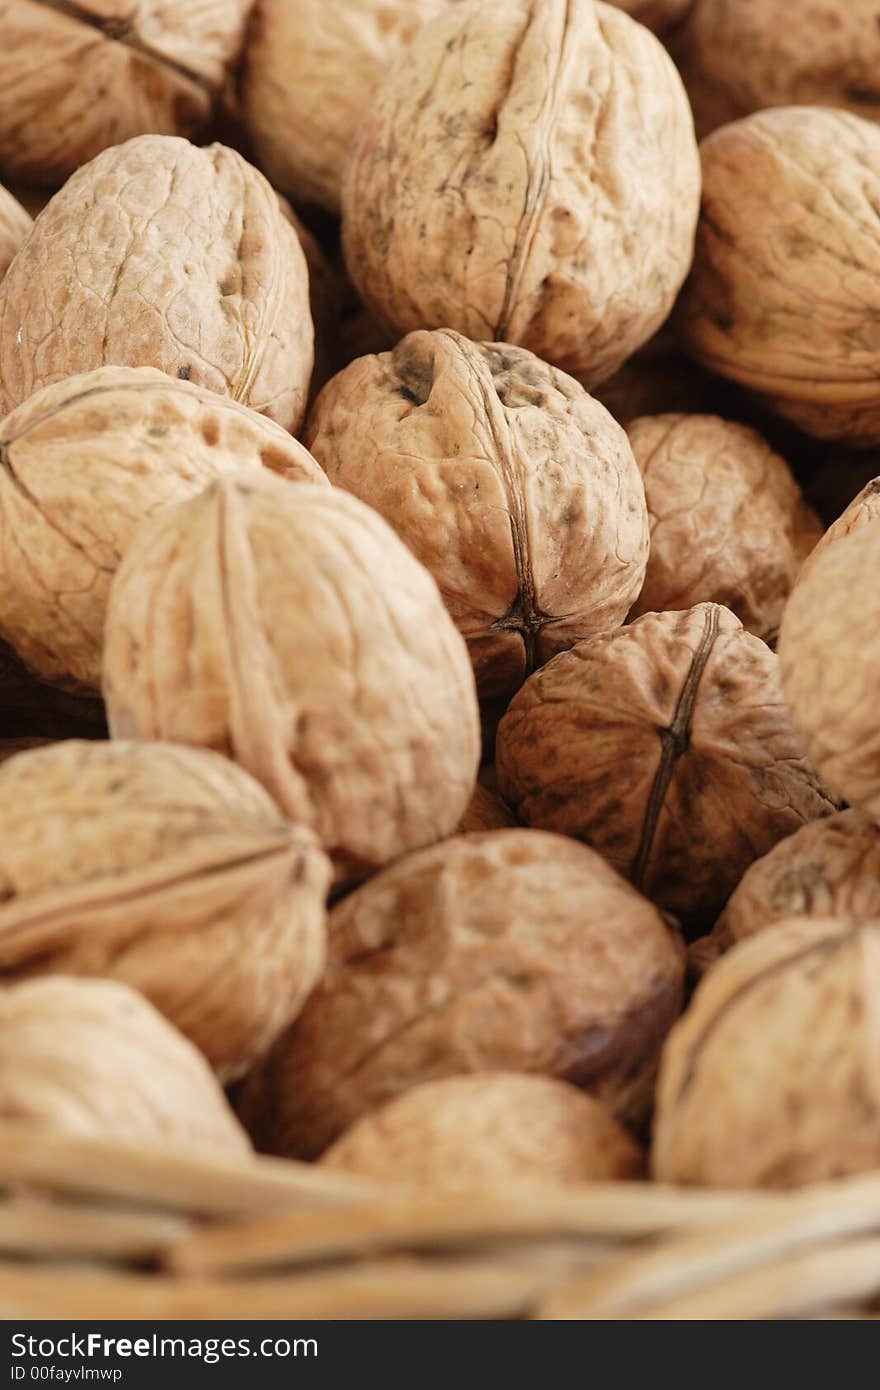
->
[0,136,314,432]
[0,183,30,280]
[0,740,330,1081]
[237,829,684,1157]
[714,810,880,957]
[456,783,517,835]
[306,331,649,700]
[627,414,822,641]
[321,1072,642,1192]
[676,108,880,447]
[0,366,326,694]
[0,976,251,1156]
[653,916,880,1188]
[673,0,880,140]
[797,476,880,586]
[0,1,250,187]
[780,521,880,817]
[342,0,700,389]
[243,0,463,214]
[103,472,480,886]
[497,604,835,926]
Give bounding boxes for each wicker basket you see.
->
[0,1124,878,1319]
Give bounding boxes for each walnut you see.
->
[103,471,480,887]
[676,108,880,447]
[780,521,880,817]
[797,477,880,586]
[0,136,314,433]
[0,976,251,1157]
[243,0,464,214]
[457,783,517,835]
[0,1,250,187]
[236,829,684,1157]
[0,366,326,695]
[713,810,880,956]
[0,183,29,280]
[672,1,880,140]
[306,331,649,700]
[653,916,880,1188]
[341,0,700,390]
[0,740,330,1081]
[626,414,822,641]
[321,1073,642,1192]
[607,0,692,32]
[497,604,835,927]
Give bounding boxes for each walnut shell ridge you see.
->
[342,0,700,389]
[0,136,314,433]
[237,829,684,1158]
[103,471,481,886]
[307,330,649,700]
[0,976,251,1157]
[0,183,30,280]
[497,603,835,926]
[653,916,880,1188]
[321,1072,642,1192]
[0,741,331,1081]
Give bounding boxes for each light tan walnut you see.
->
[342,0,700,389]
[103,472,480,887]
[456,783,517,835]
[307,331,648,700]
[321,1073,642,1192]
[0,976,251,1156]
[237,829,684,1158]
[497,604,835,927]
[0,183,29,280]
[0,366,326,694]
[780,521,880,818]
[676,108,880,447]
[0,740,330,1081]
[797,477,880,586]
[653,916,880,1188]
[627,414,822,641]
[0,1,250,187]
[0,136,314,432]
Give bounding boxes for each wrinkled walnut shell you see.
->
[0,741,330,1081]
[342,0,700,389]
[103,472,480,886]
[321,1072,642,1192]
[0,183,29,280]
[0,136,314,432]
[0,366,326,693]
[237,829,684,1158]
[627,414,821,640]
[307,331,648,700]
[497,604,834,926]
[0,976,251,1156]
[676,108,880,446]
[654,916,880,1188]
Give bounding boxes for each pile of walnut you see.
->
[2,0,880,1199]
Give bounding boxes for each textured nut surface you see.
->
[653,916,880,1188]
[627,414,822,640]
[103,472,480,886]
[780,521,880,818]
[0,366,326,693]
[457,782,517,835]
[321,1072,642,1191]
[0,183,30,280]
[797,476,880,585]
[0,976,251,1156]
[307,331,648,699]
[244,0,462,213]
[342,0,700,389]
[674,0,880,138]
[497,604,834,925]
[0,740,331,1081]
[0,0,250,186]
[714,810,880,955]
[0,136,314,432]
[676,108,880,446]
[237,829,684,1158]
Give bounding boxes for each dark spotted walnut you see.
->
[497,603,834,927]
[306,330,648,700]
[237,829,684,1157]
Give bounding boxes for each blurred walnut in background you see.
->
[0,184,29,280]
